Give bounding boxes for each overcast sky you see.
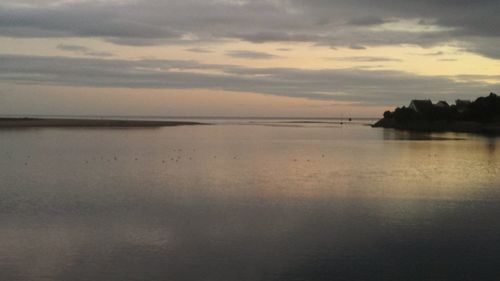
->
[0,0,499,117]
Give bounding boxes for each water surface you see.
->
[1,120,499,280]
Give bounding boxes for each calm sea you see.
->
[0,119,499,281]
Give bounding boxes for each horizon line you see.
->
[0,114,380,120]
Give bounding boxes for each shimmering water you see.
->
[1,121,499,281]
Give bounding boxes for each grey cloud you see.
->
[57,44,89,52]
[460,37,500,60]
[0,2,181,39]
[56,44,113,57]
[346,17,389,26]
[454,74,500,81]
[226,50,280,59]
[0,54,497,106]
[423,51,444,56]
[349,44,367,50]
[105,38,178,47]
[229,32,323,44]
[186,48,213,53]
[330,57,402,62]
[1,0,499,59]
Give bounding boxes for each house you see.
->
[409,100,433,113]
[455,99,471,114]
[435,101,449,108]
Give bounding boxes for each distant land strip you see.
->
[0,118,206,128]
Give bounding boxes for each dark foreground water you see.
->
[1,120,499,281]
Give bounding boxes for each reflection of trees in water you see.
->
[485,138,498,169]
[486,138,497,154]
[381,128,443,141]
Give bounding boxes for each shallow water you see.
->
[0,121,499,281]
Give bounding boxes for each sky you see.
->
[0,0,499,117]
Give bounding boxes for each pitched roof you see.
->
[409,99,433,112]
[436,101,449,107]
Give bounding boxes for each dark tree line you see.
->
[464,93,500,122]
[383,93,500,123]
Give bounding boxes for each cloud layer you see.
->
[57,44,113,57]
[0,0,499,58]
[0,0,499,113]
[1,54,497,105]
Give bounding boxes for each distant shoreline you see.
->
[0,118,206,128]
